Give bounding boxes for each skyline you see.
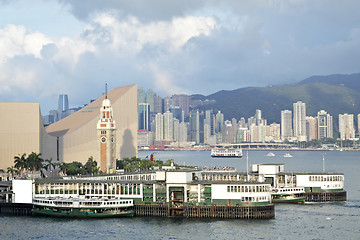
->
[1,0,360,113]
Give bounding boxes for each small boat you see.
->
[284,153,293,158]
[32,197,135,218]
[272,187,305,203]
[211,148,243,158]
[267,152,275,157]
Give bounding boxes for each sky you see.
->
[1,0,360,114]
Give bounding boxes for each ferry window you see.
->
[245,186,248,192]
[227,186,230,192]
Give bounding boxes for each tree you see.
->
[27,152,43,174]
[43,158,56,172]
[84,156,100,175]
[7,166,18,177]
[14,153,27,177]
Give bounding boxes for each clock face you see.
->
[101,137,107,143]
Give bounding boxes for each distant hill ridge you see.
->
[191,73,360,125]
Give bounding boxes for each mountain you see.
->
[191,73,360,124]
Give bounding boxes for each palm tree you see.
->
[84,156,99,175]
[43,158,56,171]
[7,166,18,178]
[27,152,43,174]
[58,162,68,176]
[14,153,27,177]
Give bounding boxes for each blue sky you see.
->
[0,0,360,114]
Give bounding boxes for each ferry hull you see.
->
[211,155,242,158]
[272,196,305,204]
[31,208,135,218]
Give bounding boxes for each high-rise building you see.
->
[339,113,355,140]
[137,87,145,104]
[239,117,246,128]
[306,116,318,141]
[256,109,262,125]
[190,110,204,144]
[317,110,333,139]
[215,111,224,134]
[173,119,180,142]
[293,101,307,141]
[281,110,292,140]
[58,94,69,112]
[222,120,235,143]
[268,123,281,141]
[170,106,184,122]
[205,110,215,135]
[179,122,188,142]
[145,89,155,113]
[163,96,173,113]
[163,111,173,141]
[155,113,164,141]
[154,95,163,114]
[172,94,190,117]
[357,114,360,136]
[138,103,150,131]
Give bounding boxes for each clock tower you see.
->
[97,93,116,173]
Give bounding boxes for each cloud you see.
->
[1,0,360,114]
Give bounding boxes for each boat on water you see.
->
[211,148,243,158]
[271,187,305,204]
[284,153,293,158]
[32,197,135,218]
[267,152,275,157]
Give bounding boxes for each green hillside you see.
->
[192,74,360,125]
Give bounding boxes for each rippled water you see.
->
[1,150,359,240]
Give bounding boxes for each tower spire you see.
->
[105,83,108,99]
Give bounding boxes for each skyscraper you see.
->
[138,103,150,131]
[170,106,184,122]
[154,95,163,114]
[172,94,190,117]
[215,111,224,134]
[137,87,145,104]
[293,101,307,141]
[155,113,164,142]
[358,114,360,137]
[339,113,355,140]
[163,111,173,141]
[145,89,155,113]
[281,110,292,140]
[58,94,69,112]
[306,116,318,141]
[317,110,333,139]
[190,110,204,143]
[256,109,262,125]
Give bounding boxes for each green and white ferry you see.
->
[271,187,305,203]
[32,197,134,218]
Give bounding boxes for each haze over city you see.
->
[1,0,360,113]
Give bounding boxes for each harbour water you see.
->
[1,150,359,239]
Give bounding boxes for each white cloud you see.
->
[0,24,53,62]
[84,12,216,52]
[149,63,188,95]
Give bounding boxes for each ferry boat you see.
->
[211,148,243,158]
[271,187,305,203]
[284,153,293,158]
[267,152,275,157]
[32,197,135,218]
